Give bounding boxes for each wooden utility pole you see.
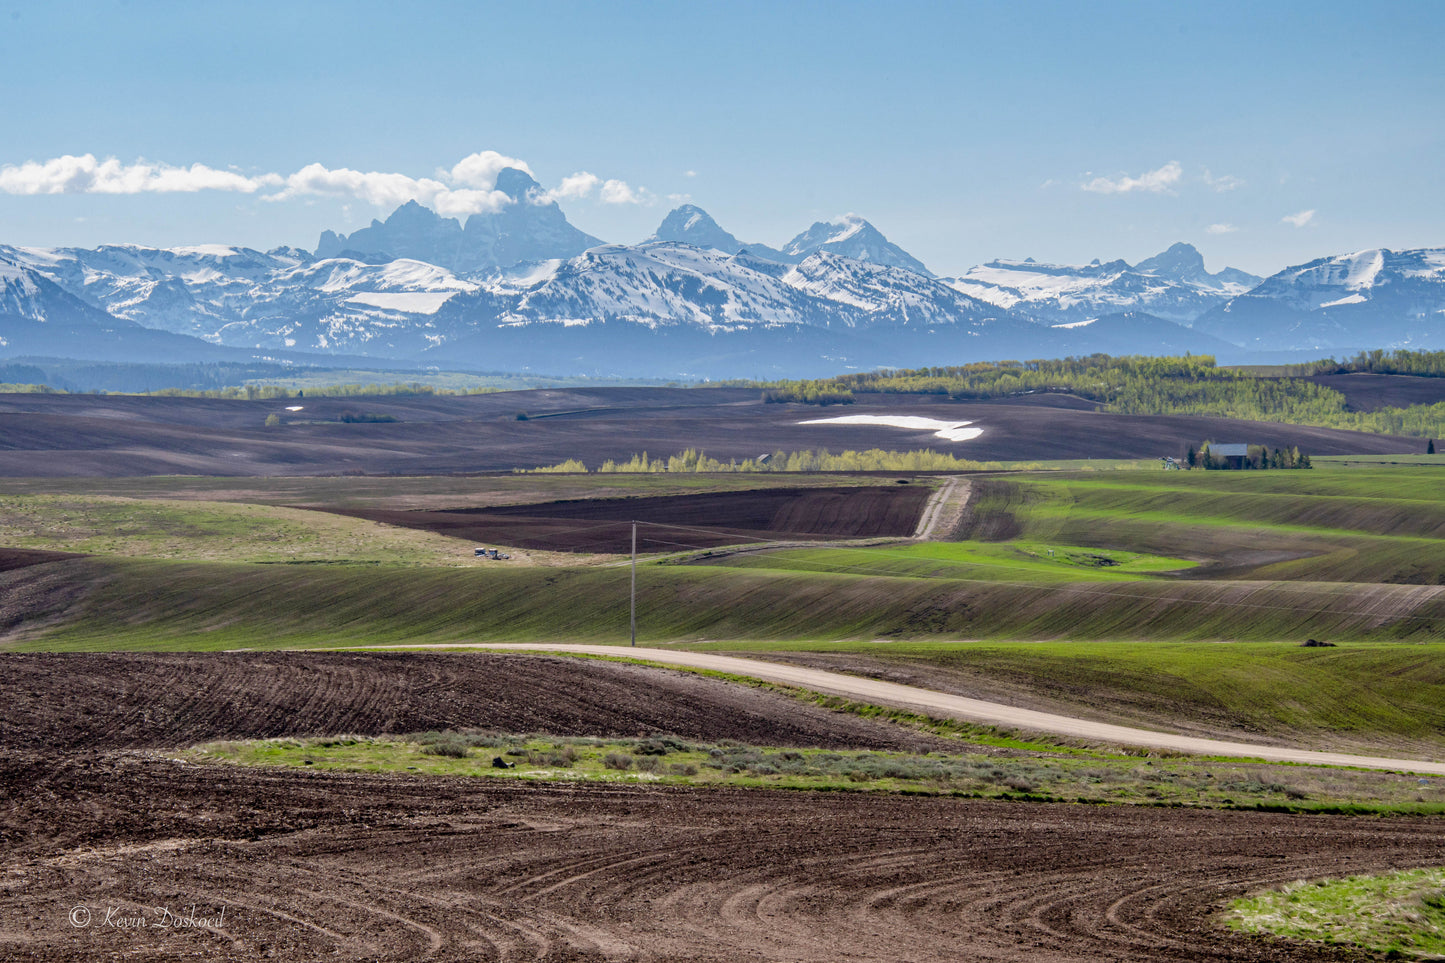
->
[630,520,637,646]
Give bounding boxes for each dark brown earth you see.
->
[1302,373,1445,412]
[3,654,1442,960]
[4,750,1443,962]
[0,387,1424,476]
[0,548,85,573]
[323,484,930,553]
[0,653,949,753]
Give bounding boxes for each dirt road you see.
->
[395,644,1445,775]
[912,475,970,539]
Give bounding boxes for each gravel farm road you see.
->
[373,643,1445,775]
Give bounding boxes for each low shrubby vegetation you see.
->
[758,379,856,405]
[525,447,1030,473]
[1273,348,1445,378]
[193,728,1445,815]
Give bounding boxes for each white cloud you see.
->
[1206,223,1238,235]
[269,162,513,216]
[534,171,601,204]
[1282,209,1316,227]
[0,149,651,214]
[600,178,647,204]
[685,170,697,178]
[1203,169,1244,192]
[0,153,280,195]
[446,150,532,189]
[1081,161,1183,195]
[533,172,651,205]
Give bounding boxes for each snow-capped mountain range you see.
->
[2,170,1442,377]
[1193,248,1445,351]
[946,243,1261,325]
[315,169,602,274]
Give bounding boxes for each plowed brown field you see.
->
[0,387,1423,476]
[4,653,1440,962]
[0,653,946,753]
[5,753,1443,962]
[323,485,930,553]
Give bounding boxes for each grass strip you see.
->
[1226,867,1445,958]
[188,730,1445,816]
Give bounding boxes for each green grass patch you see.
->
[701,540,1196,582]
[1315,453,1445,468]
[0,494,477,565]
[1226,867,1445,957]
[678,639,1445,753]
[190,730,1445,815]
[15,555,1445,655]
[962,470,1445,584]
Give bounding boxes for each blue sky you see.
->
[1,0,1440,277]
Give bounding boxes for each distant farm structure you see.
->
[1186,442,1311,470]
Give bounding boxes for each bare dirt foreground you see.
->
[5,755,1445,962]
[4,653,1444,962]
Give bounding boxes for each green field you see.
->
[0,494,475,564]
[4,465,1442,755]
[703,540,1197,582]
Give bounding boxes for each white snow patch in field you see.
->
[800,414,983,442]
[285,406,304,411]
[347,291,457,313]
[1053,318,1097,329]
[1320,293,1367,308]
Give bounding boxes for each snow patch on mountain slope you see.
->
[347,291,459,313]
[946,250,1259,325]
[170,244,242,258]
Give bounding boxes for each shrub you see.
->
[602,753,633,771]
[528,750,575,769]
[421,739,470,759]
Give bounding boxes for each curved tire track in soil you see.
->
[3,753,1440,961]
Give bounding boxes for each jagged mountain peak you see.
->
[314,184,601,274]
[648,205,743,254]
[782,215,933,278]
[494,166,542,200]
[1135,242,1207,280]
